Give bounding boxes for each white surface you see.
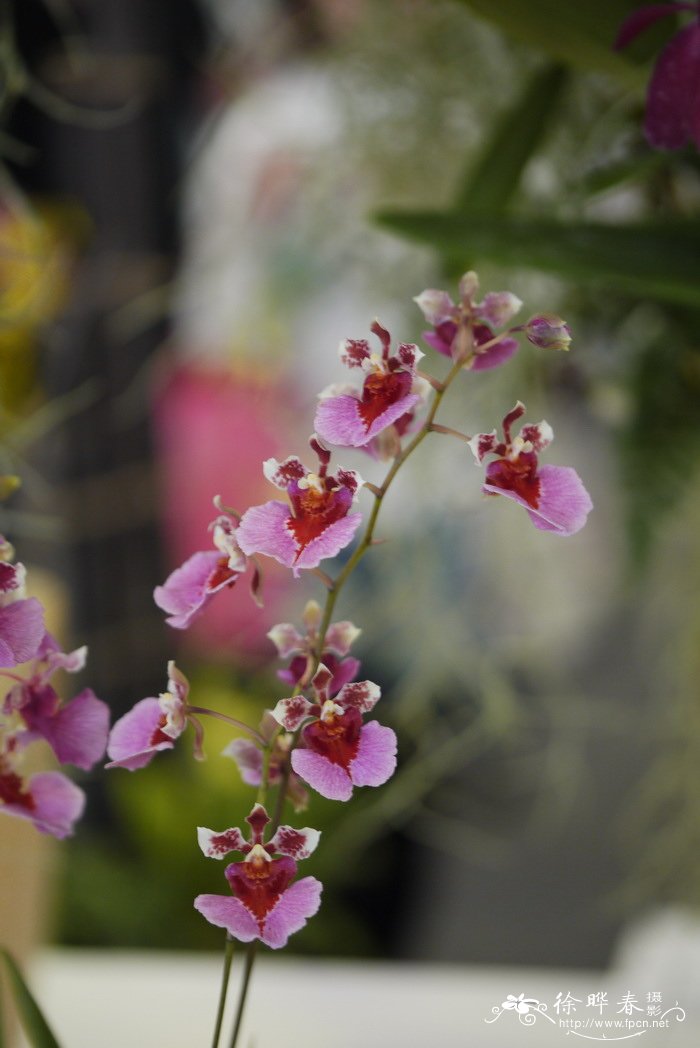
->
[20,949,698,1048]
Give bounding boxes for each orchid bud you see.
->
[525,313,572,351]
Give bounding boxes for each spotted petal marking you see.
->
[340,339,371,368]
[198,825,247,859]
[396,342,424,373]
[263,457,307,490]
[272,695,315,732]
[269,825,321,860]
[336,680,381,714]
[468,431,499,464]
[311,664,333,703]
[334,469,363,498]
[520,420,553,452]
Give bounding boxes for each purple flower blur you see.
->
[615,3,700,149]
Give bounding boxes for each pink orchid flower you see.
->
[469,403,593,536]
[314,320,428,448]
[195,803,322,949]
[154,513,250,629]
[0,561,46,667]
[4,632,110,771]
[0,751,85,839]
[106,662,191,770]
[269,599,362,695]
[615,3,700,150]
[271,664,397,802]
[414,271,522,370]
[236,438,363,576]
[0,628,109,838]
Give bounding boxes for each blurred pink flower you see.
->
[151,363,295,660]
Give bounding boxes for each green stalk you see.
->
[228,942,258,1048]
[210,936,235,1048]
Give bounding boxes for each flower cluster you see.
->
[0,546,109,838]
[2,273,592,1048]
[104,273,591,974]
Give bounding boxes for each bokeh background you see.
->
[2,0,700,997]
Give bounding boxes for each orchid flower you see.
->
[154,513,250,629]
[414,271,522,370]
[106,661,192,769]
[236,438,363,575]
[314,320,429,448]
[195,803,322,949]
[469,403,593,536]
[272,664,397,802]
[269,599,361,694]
[3,633,109,771]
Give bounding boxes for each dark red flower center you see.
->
[358,370,411,431]
[0,562,19,593]
[302,706,362,769]
[149,714,172,748]
[286,484,350,558]
[485,452,541,508]
[0,771,35,810]
[206,556,239,592]
[226,855,296,930]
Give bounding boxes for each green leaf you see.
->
[580,152,669,197]
[375,210,700,307]
[454,0,646,87]
[455,63,567,212]
[0,949,63,1048]
[619,311,700,565]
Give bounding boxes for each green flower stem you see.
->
[188,706,265,744]
[257,743,272,807]
[228,941,258,1048]
[211,936,235,1048]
